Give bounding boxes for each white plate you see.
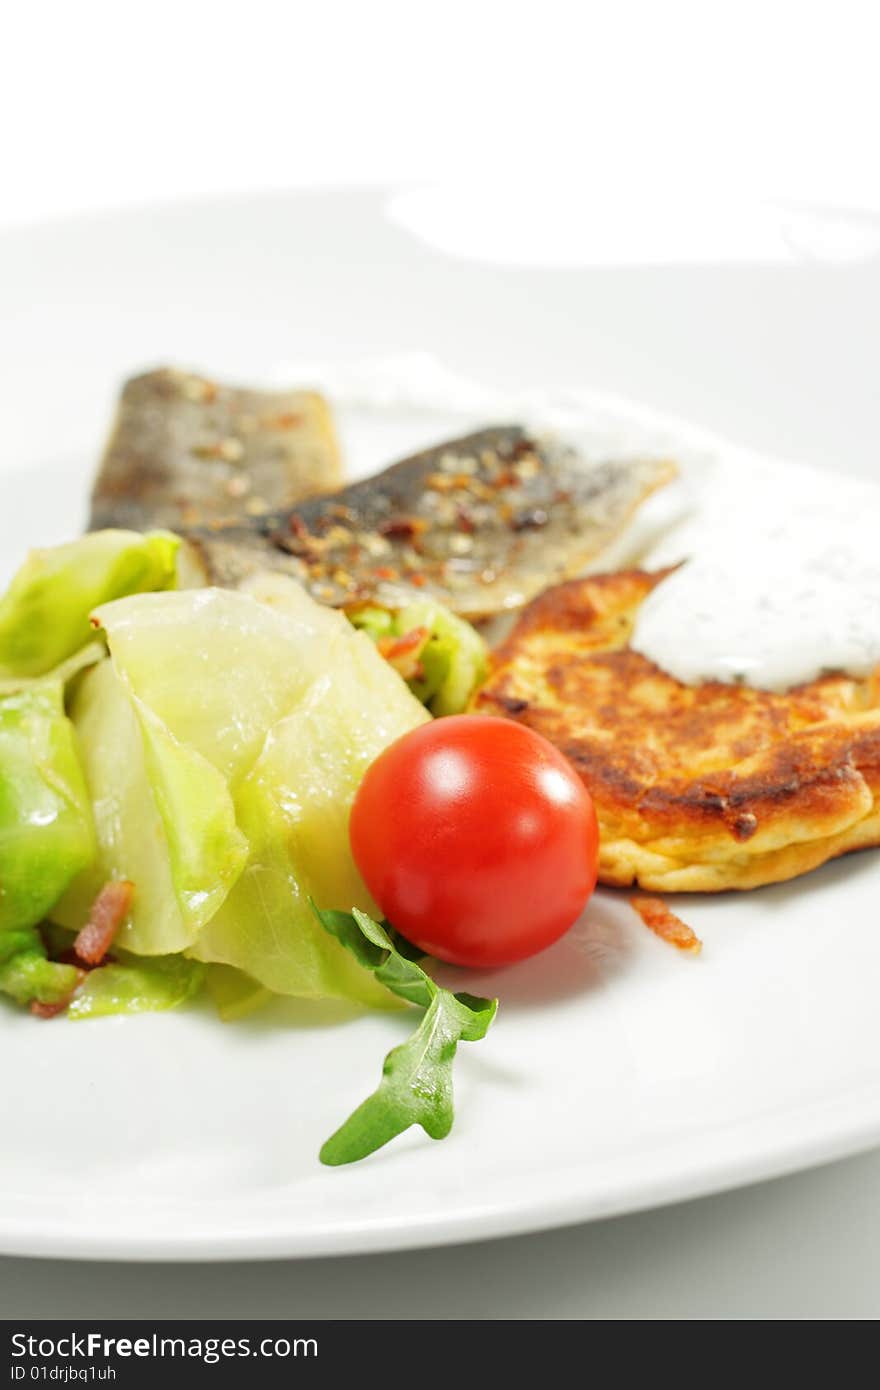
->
[2,188,880,1262]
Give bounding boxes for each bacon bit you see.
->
[378,515,428,540]
[30,968,87,1020]
[31,998,69,1020]
[456,507,476,534]
[378,626,430,680]
[630,896,702,955]
[74,880,135,967]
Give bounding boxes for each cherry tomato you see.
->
[349,715,599,968]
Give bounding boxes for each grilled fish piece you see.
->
[184,427,675,619]
[90,367,342,533]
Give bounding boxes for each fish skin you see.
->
[183,427,676,619]
[89,367,342,533]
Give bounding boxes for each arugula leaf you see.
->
[312,904,497,1165]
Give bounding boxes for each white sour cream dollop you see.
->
[632,455,880,691]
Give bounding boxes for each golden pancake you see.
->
[473,569,880,891]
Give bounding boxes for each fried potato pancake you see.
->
[473,569,880,891]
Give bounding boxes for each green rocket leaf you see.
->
[312,904,497,1165]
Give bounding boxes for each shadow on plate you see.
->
[199,890,641,1039]
[432,890,636,1014]
[196,992,367,1037]
[748,842,880,912]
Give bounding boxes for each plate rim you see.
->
[3,185,880,1262]
[3,1086,880,1261]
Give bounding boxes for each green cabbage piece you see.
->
[68,952,205,1020]
[0,641,105,698]
[191,655,417,1006]
[53,658,249,955]
[25,924,206,1020]
[0,680,96,934]
[0,529,179,678]
[348,607,394,642]
[0,927,79,1007]
[205,964,272,1021]
[57,580,430,1006]
[349,599,487,715]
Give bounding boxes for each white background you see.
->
[4,0,880,226]
[3,0,880,1321]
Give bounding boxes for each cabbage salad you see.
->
[0,530,495,1160]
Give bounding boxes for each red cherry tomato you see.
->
[349,715,599,968]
